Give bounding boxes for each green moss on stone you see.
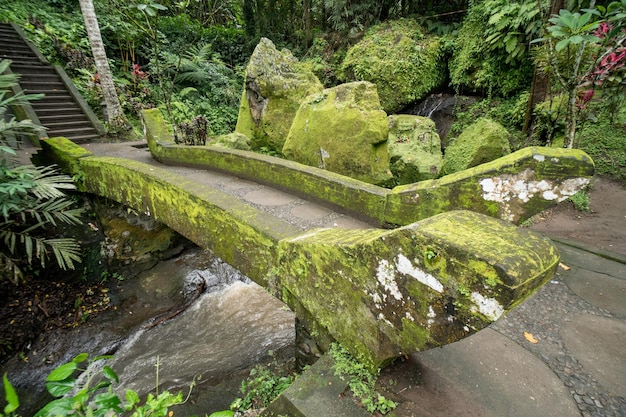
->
[283,81,392,185]
[388,115,443,185]
[236,38,324,153]
[39,137,93,183]
[340,19,445,113]
[442,118,511,175]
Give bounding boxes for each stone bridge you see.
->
[37,109,594,369]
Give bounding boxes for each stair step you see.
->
[34,107,84,114]
[32,102,80,109]
[17,80,65,88]
[44,120,93,129]
[47,127,98,136]
[38,114,89,122]
[3,23,101,143]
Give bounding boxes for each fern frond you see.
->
[0,252,23,285]
[46,238,82,270]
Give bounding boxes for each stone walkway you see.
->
[81,141,372,232]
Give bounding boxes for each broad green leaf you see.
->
[570,35,584,44]
[102,366,119,383]
[208,411,235,417]
[94,391,123,413]
[46,362,77,382]
[3,373,19,415]
[125,389,140,407]
[556,38,570,51]
[33,398,74,417]
[45,378,76,397]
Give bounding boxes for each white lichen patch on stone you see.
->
[470,292,504,321]
[376,259,403,300]
[533,154,545,162]
[395,254,444,293]
[479,170,591,222]
[427,306,436,326]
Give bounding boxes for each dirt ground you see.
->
[529,176,626,256]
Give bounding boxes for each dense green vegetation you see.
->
[0,0,623,182]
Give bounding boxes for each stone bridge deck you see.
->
[82,140,372,233]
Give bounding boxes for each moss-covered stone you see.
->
[387,147,594,224]
[340,19,445,114]
[235,38,324,153]
[442,118,511,175]
[142,109,595,225]
[37,137,93,184]
[275,210,559,369]
[282,81,392,185]
[211,132,251,150]
[142,108,389,224]
[388,115,442,185]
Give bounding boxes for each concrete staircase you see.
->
[0,22,103,143]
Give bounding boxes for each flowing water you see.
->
[3,247,295,416]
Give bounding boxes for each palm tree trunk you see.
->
[79,0,129,130]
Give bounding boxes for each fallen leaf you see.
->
[559,262,571,271]
[524,331,539,344]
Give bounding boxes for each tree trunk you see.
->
[523,0,565,136]
[79,0,129,130]
[303,0,312,49]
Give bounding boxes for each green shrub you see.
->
[449,0,545,96]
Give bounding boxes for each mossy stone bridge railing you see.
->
[38,110,594,369]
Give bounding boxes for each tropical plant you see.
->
[0,59,83,284]
[534,1,626,148]
[450,0,549,96]
[230,358,296,412]
[1,353,192,417]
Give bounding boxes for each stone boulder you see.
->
[442,118,511,175]
[211,132,251,150]
[235,38,324,153]
[388,115,442,185]
[340,19,445,114]
[282,81,392,185]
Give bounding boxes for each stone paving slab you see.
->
[412,328,580,417]
[561,314,626,398]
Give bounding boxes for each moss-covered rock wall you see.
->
[442,118,511,175]
[142,109,595,226]
[282,81,392,185]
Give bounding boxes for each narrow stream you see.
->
[3,247,295,416]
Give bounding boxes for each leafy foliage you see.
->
[329,343,397,414]
[0,353,192,417]
[230,358,296,412]
[533,0,626,148]
[450,0,549,96]
[0,60,83,283]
